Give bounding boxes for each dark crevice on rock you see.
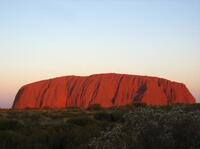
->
[133,84,147,102]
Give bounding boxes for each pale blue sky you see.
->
[0,0,200,108]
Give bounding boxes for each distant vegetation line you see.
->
[0,104,200,149]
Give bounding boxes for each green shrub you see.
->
[67,116,97,126]
[90,108,200,149]
[1,104,200,149]
[94,110,124,123]
[0,119,21,130]
[0,131,24,149]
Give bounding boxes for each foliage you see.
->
[94,110,124,123]
[0,119,21,130]
[0,104,200,149]
[90,105,200,149]
[67,116,96,126]
[87,104,103,111]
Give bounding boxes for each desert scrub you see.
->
[0,119,21,130]
[1,104,200,149]
[94,110,125,123]
[67,116,97,126]
[90,107,200,149]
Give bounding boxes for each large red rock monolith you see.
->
[12,73,196,109]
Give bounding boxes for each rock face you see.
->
[12,73,196,109]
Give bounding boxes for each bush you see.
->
[0,131,24,149]
[67,116,97,126]
[0,119,21,130]
[90,108,200,149]
[1,104,200,149]
[87,104,103,111]
[132,102,147,107]
[94,110,124,123]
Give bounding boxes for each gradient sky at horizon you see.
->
[0,0,200,108]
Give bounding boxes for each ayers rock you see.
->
[12,73,196,109]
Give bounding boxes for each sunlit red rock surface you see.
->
[12,73,196,109]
